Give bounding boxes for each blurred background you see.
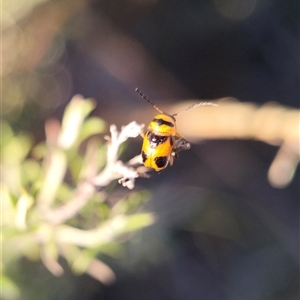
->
[2,0,299,299]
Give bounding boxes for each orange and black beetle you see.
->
[135,88,217,171]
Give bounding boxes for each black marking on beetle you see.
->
[142,151,147,163]
[155,156,168,168]
[153,118,174,128]
[147,131,168,147]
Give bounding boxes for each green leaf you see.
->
[71,250,92,275]
[56,182,74,204]
[93,241,124,258]
[121,213,155,233]
[0,119,14,149]
[31,141,46,160]
[3,233,39,264]
[1,185,16,227]
[0,274,21,300]
[78,117,106,144]
[21,159,41,185]
[15,191,34,231]
[37,148,67,207]
[2,133,32,164]
[111,191,150,216]
[57,96,96,150]
[68,152,83,181]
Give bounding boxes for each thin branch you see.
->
[171,99,299,188]
[42,122,146,225]
[93,121,146,189]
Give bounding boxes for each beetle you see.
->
[135,88,217,171]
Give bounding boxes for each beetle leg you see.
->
[174,132,190,150]
[169,153,174,166]
[168,136,176,166]
[172,137,191,159]
[175,137,190,151]
[175,132,184,139]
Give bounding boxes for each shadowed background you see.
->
[2,0,299,299]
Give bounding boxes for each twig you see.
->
[42,122,146,225]
[93,121,146,189]
[172,99,299,188]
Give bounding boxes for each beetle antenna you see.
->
[172,101,218,117]
[135,88,164,113]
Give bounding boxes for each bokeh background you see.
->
[2,0,299,299]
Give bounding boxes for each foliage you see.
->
[1,95,154,300]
